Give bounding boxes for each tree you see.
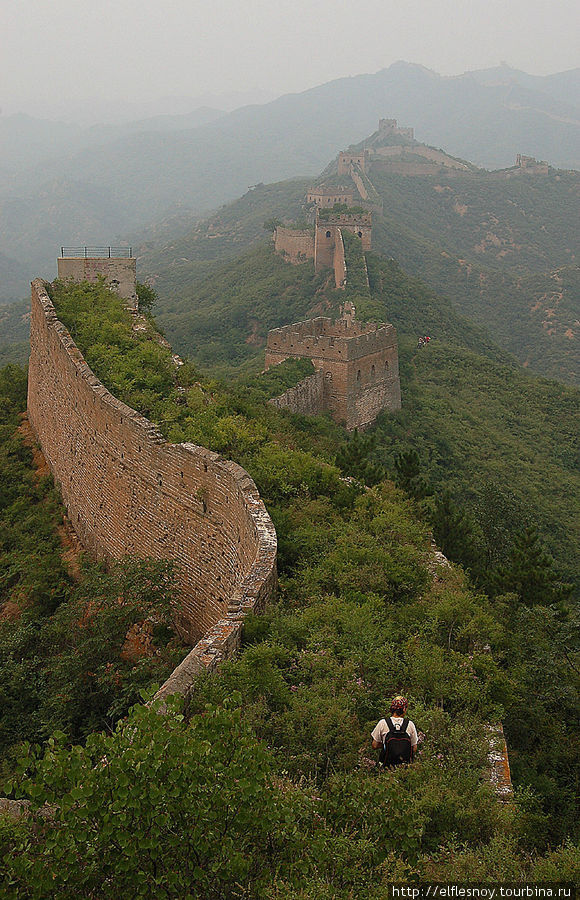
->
[432,489,480,574]
[335,430,385,486]
[394,448,432,500]
[493,525,572,606]
[5,696,304,899]
[136,281,159,313]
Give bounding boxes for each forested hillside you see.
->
[369,170,579,385]
[137,240,580,587]
[136,157,579,386]
[2,281,578,893]
[2,61,578,302]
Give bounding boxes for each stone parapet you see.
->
[273,227,314,262]
[265,312,401,430]
[57,256,138,310]
[27,279,277,701]
[268,370,326,418]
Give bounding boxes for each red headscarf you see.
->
[390,695,408,715]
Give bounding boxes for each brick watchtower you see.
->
[265,303,401,430]
[57,246,137,311]
[314,210,372,273]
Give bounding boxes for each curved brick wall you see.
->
[27,279,277,699]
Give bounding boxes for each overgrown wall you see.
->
[57,257,138,309]
[274,227,314,262]
[268,370,326,418]
[27,279,277,697]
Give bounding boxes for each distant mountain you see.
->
[466,64,580,110]
[0,251,30,305]
[0,107,225,176]
[2,62,578,301]
[136,134,579,385]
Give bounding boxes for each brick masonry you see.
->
[266,308,401,430]
[27,279,277,701]
[57,257,138,310]
[268,370,326,418]
[314,212,372,275]
[273,227,314,262]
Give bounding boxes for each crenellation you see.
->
[265,304,401,430]
[27,278,277,703]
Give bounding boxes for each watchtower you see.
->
[57,246,137,311]
[265,303,401,430]
[314,210,372,273]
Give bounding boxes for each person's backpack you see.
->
[379,717,412,767]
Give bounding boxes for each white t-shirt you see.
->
[371,716,418,748]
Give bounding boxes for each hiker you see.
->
[417,337,425,348]
[371,696,418,767]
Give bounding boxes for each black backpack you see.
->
[379,717,412,768]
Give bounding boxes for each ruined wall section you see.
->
[333,229,347,288]
[273,227,314,262]
[265,318,401,430]
[306,187,354,207]
[57,257,138,310]
[268,370,326,418]
[27,279,277,698]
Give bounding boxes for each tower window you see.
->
[326,230,331,238]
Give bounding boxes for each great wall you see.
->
[266,303,401,430]
[27,275,277,703]
[10,124,516,808]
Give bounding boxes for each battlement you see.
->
[338,150,370,175]
[378,118,414,140]
[515,153,549,173]
[265,305,401,430]
[57,249,137,310]
[306,186,354,207]
[266,316,396,360]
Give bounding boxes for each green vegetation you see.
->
[341,229,371,304]
[1,277,578,892]
[0,365,69,619]
[143,244,337,378]
[135,240,579,585]
[0,301,30,368]
[0,362,185,775]
[369,169,579,385]
[317,204,368,219]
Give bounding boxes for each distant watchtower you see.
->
[314,209,372,273]
[265,303,401,430]
[57,246,137,311]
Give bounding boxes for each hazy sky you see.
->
[2,0,578,118]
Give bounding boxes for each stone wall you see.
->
[27,279,277,699]
[268,370,326,418]
[306,188,354,207]
[273,227,314,262]
[57,257,138,310]
[338,151,369,175]
[314,213,371,277]
[371,145,470,173]
[265,315,401,430]
[333,229,347,288]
